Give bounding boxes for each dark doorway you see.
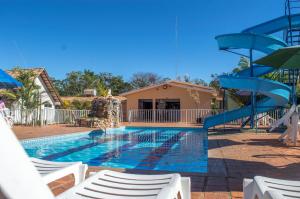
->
[166,101,180,109]
[155,99,180,122]
[138,99,153,109]
[138,99,153,121]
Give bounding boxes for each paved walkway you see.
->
[14,125,300,199]
[206,129,300,198]
[13,124,98,139]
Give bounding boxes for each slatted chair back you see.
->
[0,116,55,199]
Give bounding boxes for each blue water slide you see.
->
[204,77,291,129]
[234,65,274,77]
[215,33,287,54]
[242,14,300,34]
[203,32,290,129]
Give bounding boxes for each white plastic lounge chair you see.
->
[0,115,191,199]
[31,157,87,185]
[262,190,282,199]
[243,176,300,199]
[57,170,190,199]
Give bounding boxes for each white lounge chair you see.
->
[244,176,300,199]
[57,170,190,199]
[0,115,191,199]
[31,157,87,185]
[262,190,282,199]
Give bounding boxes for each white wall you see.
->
[11,75,56,110]
[35,76,55,109]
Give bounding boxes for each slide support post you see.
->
[250,49,256,129]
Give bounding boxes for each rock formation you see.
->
[89,96,121,129]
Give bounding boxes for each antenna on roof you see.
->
[175,16,180,80]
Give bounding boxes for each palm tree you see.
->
[6,68,48,125]
[0,90,17,106]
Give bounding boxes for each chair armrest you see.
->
[263,190,282,199]
[243,178,254,199]
[181,177,191,199]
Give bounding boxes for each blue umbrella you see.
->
[0,69,23,89]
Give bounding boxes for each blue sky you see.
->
[0,0,283,82]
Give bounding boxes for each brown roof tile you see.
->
[6,68,62,106]
[120,80,217,96]
[61,96,126,102]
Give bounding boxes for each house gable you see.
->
[38,69,62,106]
[120,80,217,97]
[122,81,217,110]
[6,68,62,107]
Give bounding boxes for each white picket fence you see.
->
[128,109,214,123]
[5,107,285,127]
[8,108,91,126]
[127,109,285,127]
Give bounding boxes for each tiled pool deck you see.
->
[13,124,300,199]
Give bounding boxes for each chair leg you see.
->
[243,178,254,199]
[181,177,191,199]
[74,164,88,185]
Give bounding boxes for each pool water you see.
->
[22,127,208,173]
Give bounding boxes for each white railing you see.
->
[52,109,91,124]
[127,108,286,127]
[8,108,91,126]
[128,109,220,123]
[7,107,286,127]
[225,109,286,127]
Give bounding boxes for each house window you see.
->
[44,102,52,108]
[155,99,180,110]
[138,99,153,110]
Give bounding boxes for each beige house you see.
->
[120,80,221,123]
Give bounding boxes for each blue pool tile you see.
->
[22,127,208,173]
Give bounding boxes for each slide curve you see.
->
[203,16,296,129]
[204,75,291,129]
[242,14,300,34]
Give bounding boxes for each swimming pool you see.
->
[22,127,208,173]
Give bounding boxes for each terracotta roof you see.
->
[61,96,126,102]
[6,68,44,79]
[6,68,62,106]
[120,80,217,96]
[169,80,216,91]
[112,96,127,101]
[61,96,96,102]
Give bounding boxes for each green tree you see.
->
[178,74,208,86]
[0,90,17,107]
[98,73,132,95]
[80,70,98,90]
[232,56,250,73]
[8,68,49,124]
[192,78,208,86]
[183,74,191,82]
[209,57,251,108]
[64,71,83,96]
[209,73,221,90]
[51,78,64,96]
[130,72,165,89]
[11,68,43,109]
[52,70,132,97]
[228,57,251,106]
[96,82,109,97]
